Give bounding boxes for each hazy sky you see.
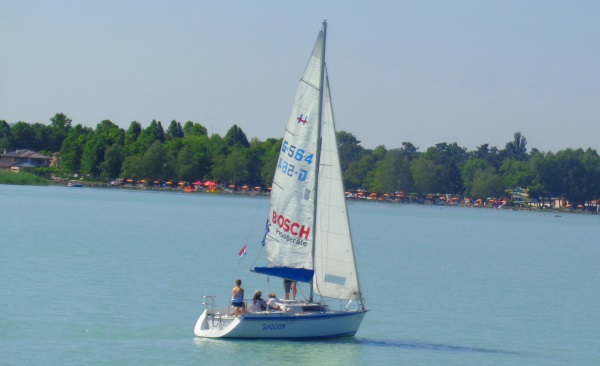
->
[2,1,598,153]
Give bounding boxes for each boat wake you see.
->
[330,337,521,355]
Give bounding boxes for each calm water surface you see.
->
[1,185,599,365]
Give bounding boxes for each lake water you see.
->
[1,185,599,365]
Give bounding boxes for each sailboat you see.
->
[194,21,367,339]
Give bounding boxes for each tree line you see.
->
[2,113,599,205]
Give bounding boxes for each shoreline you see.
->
[39,181,599,215]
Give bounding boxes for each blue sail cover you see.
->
[252,267,315,283]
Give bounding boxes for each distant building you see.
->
[0,149,52,172]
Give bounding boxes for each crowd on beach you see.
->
[52,177,600,213]
[55,177,269,195]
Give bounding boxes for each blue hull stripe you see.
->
[224,331,357,340]
[242,311,365,321]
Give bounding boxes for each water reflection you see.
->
[193,337,358,365]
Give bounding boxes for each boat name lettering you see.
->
[281,140,314,164]
[272,210,311,240]
[262,323,286,331]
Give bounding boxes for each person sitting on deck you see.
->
[267,293,283,311]
[248,290,267,313]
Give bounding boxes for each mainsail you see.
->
[254,31,324,282]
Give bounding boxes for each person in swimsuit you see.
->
[231,279,245,316]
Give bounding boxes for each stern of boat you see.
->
[194,308,243,338]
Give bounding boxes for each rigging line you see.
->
[239,197,266,271]
[242,198,261,244]
[296,282,310,302]
[249,221,269,271]
[249,242,265,270]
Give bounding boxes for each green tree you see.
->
[502,132,528,161]
[142,141,165,180]
[124,121,142,155]
[163,137,183,158]
[163,149,177,181]
[183,121,208,137]
[260,138,282,187]
[470,168,505,200]
[183,121,194,137]
[126,120,163,157]
[80,136,104,177]
[372,149,413,194]
[212,149,248,184]
[207,134,229,161]
[0,120,12,151]
[473,143,490,159]
[372,145,387,161]
[60,124,92,173]
[472,143,502,169]
[337,131,363,173]
[100,143,124,179]
[401,142,419,161]
[500,159,536,189]
[524,151,550,205]
[460,158,490,196]
[48,113,72,152]
[120,154,143,180]
[224,125,250,149]
[246,141,265,185]
[175,146,199,181]
[166,120,184,140]
[538,148,600,204]
[344,154,375,190]
[411,157,446,194]
[421,142,467,193]
[581,148,600,201]
[31,123,50,151]
[10,122,35,149]
[156,121,165,142]
[182,135,214,179]
[80,120,124,177]
[146,119,165,142]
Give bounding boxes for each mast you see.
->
[309,20,327,303]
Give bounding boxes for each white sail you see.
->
[261,31,324,277]
[195,22,366,339]
[313,74,361,300]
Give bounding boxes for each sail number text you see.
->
[281,140,314,164]
[277,158,308,182]
[278,140,313,182]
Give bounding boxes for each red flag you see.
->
[238,245,247,258]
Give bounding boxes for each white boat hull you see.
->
[194,307,366,339]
